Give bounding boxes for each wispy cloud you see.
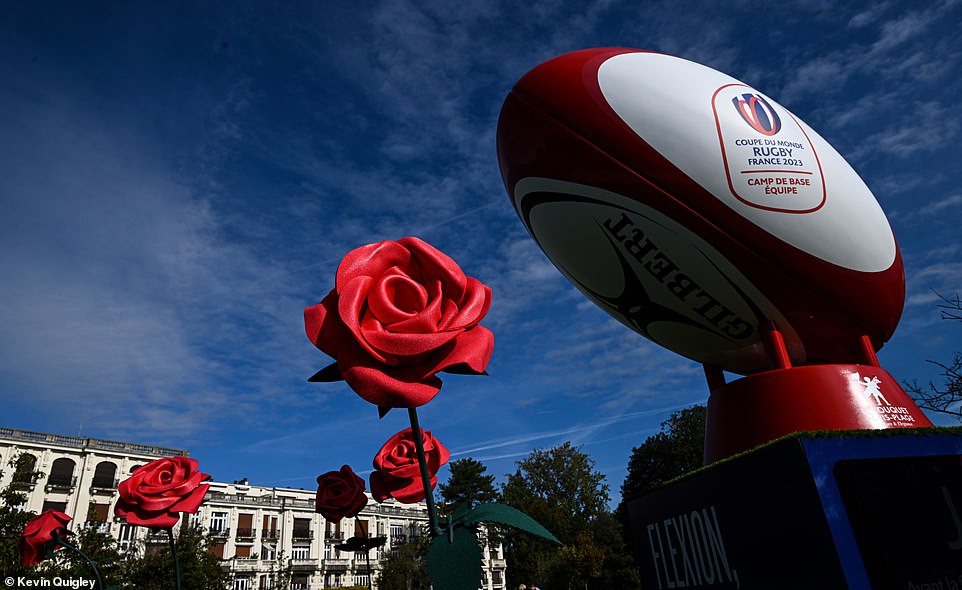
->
[449,403,693,459]
[918,194,962,217]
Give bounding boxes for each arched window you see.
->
[12,454,38,483]
[91,461,117,489]
[48,458,76,487]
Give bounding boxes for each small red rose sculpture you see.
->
[114,456,210,528]
[371,427,450,504]
[316,464,368,521]
[20,510,72,566]
[305,236,494,408]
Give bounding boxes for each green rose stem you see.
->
[50,529,104,590]
[167,528,182,590]
[407,408,443,538]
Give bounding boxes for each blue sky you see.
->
[2,1,960,504]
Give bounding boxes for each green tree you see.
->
[615,405,706,580]
[375,536,429,590]
[0,454,44,581]
[905,292,962,420]
[499,442,614,589]
[620,405,706,502]
[122,525,230,590]
[56,526,125,588]
[437,457,497,514]
[586,512,641,590]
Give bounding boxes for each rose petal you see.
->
[361,321,461,358]
[336,240,412,292]
[115,498,180,528]
[167,483,210,514]
[443,278,493,331]
[368,273,429,324]
[338,340,442,407]
[379,278,443,333]
[396,237,467,295]
[304,291,352,359]
[369,471,391,502]
[339,276,398,364]
[422,325,494,376]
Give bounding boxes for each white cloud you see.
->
[918,194,962,216]
[0,70,316,445]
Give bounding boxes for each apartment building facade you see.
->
[0,426,507,590]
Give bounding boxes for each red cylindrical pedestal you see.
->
[704,364,933,463]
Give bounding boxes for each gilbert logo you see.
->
[732,93,781,136]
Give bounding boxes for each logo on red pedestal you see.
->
[861,376,890,406]
[858,373,915,426]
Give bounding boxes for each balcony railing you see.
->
[12,473,41,486]
[205,491,316,510]
[210,528,230,538]
[262,530,280,540]
[292,530,313,541]
[322,558,350,571]
[324,531,344,541]
[290,559,318,571]
[90,478,119,491]
[235,528,256,539]
[46,475,77,489]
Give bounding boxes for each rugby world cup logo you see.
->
[732,93,781,136]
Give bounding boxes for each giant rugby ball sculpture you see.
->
[497,49,930,460]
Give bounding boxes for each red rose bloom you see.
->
[20,510,72,566]
[114,456,210,528]
[315,465,368,521]
[370,428,450,504]
[305,236,494,408]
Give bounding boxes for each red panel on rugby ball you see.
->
[497,48,904,374]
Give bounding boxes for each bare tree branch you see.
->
[905,292,962,421]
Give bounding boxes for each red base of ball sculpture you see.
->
[703,324,933,464]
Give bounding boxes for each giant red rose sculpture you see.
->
[20,510,71,566]
[315,464,368,521]
[306,236,558,590]
[370,428,450,504]
[114,456,210,528]
[304,236,493,408]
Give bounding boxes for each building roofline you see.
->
[0,426,189,458]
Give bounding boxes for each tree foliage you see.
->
[499,442,634,589]
[121,525,230,590]
[905,292,962,420]
[502,442,609,542]
[58,526,125,588]
[437,458,497,514]
[375,536,430,590]
[621,405,706,502]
